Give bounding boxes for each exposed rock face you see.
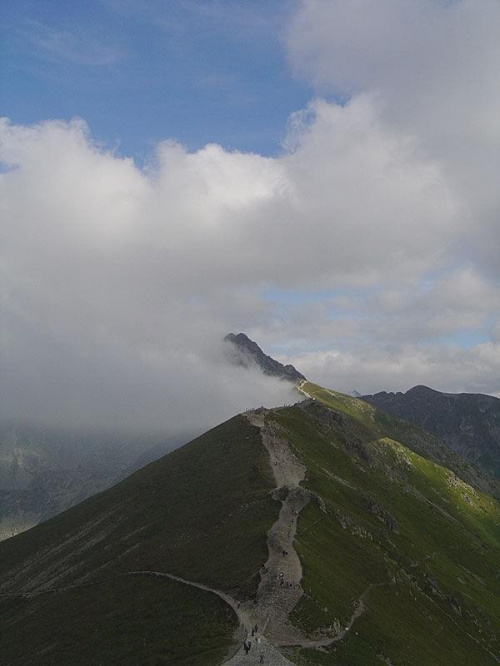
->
[364,498,399,533]
[224,333,305,383]
[362,385,500,479]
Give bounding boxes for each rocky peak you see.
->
[224,333,305,383]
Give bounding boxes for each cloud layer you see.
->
[287,0,500,278]
[2,0,500,435]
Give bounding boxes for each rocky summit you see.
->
[224,333,305,383]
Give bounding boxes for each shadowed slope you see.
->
[0,415,277,665]
[0,576,237,666]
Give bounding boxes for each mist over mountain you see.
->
[0,337,299,541]
[224,332,305,383]
[0,421,184,541]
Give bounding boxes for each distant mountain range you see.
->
[225,335,500,483]
[362,385,500,480]
[0,422,185,542]
[1,381,499,665]
[224,332,305,382]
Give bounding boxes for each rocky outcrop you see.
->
[224,333,305,383]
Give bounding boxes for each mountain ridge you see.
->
[362,384,500,479]
[1,381,499,664]
[224,333,305,383]
[0,422,183,542]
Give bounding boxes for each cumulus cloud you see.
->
[287,0,500,141]
[266,264,500,395]
[271,0,500,396]
[287,0,500,279]
[285,341,500,399]
[0,97,459,431]
[2,0,500,433]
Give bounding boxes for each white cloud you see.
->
[287,0,500,280]
[25,21,124,67]
[287,342,500,397]
[263,0,500,395]
[0,105,461,427]
[2,0,500,429]
[287,0,500,145]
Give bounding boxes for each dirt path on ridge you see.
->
[127,570,251,630]
[243,410,319,647]
[4,404,372,664]
[243,408,375,653]
[125,408,319,664]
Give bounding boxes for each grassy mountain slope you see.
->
[1,384,500,665]
[0,415,277,665]
[0,576,236,666]
[0,421,177,542]
[301,383,500,500]
[266,387,500,664]
[362,384,500,479]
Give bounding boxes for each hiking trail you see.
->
[1,404,374,665]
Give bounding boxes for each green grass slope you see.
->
[0,415,277,665]
[266,393,500,665]
[301,382,500,499]
[0,576,236,666]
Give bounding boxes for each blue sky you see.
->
[1,0,311,159]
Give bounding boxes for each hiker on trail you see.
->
[260,651,265,664]
[254,623,258,634]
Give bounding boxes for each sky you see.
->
[1,0,500,434]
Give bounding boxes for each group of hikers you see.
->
[239,479,302,663]
[278,570,295,589]
[243,627,265,663]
